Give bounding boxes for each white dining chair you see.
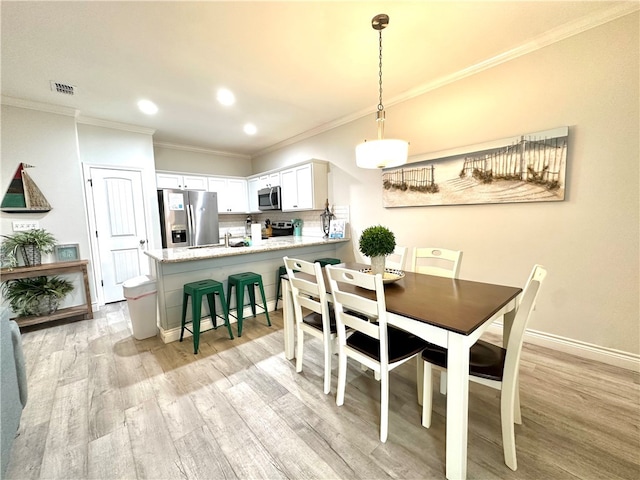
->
[410,247,463,278]
[385,245,408,271]
[283,256,336,394]
[420,264,547,471]
[326,265,429,442]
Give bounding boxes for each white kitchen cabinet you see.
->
[247,177,260,213]
[259,172,280,189]
[247,172,280,212]
[208,177,248,213]
[280,160,328,211]
[156,173,208,191]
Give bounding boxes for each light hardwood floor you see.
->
[5,302,639,480]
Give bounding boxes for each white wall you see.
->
[154,144,252,177]
[0,104,94,308]
[252,13,640,356]
[76,122,160,251]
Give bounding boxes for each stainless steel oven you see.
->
[258,186,282,211]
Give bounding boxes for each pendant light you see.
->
[356,14,408,169]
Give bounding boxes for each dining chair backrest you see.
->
[284,256,336,393]
[385,246,408,271]
[325,266,388,363]
[411,247,462,278]
[503,264,547,387]
[283,256,328,325]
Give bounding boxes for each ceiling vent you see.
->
[50,81,75,95]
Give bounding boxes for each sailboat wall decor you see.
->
[1,163,52,213]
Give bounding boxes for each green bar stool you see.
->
[226,272,271,336]
[314,257,341,267]
[180,279,234,354]
[274,265,287,310]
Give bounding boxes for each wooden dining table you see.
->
[281,262,522,480]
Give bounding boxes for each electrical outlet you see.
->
[12,221,39,231]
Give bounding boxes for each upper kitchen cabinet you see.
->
[156,172,208,191]
[258,172,280,189]
[280,160,328,211]
[247,172,281,212]
[208,177,248,213]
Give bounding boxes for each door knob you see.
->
[139,239,147,246]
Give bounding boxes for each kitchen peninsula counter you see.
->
[145,236,350,342]
[145,236,349,263]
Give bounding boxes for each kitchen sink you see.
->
[187,243,226,249]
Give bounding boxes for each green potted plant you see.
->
[0,228,57,267]
[359,225,396,275]
[1,275,74,317]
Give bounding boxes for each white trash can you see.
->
[122,275,158,340]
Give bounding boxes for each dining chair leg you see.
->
[295,325,304,373]
[323,332,332,394]
[416,355,424,406]
[501,383,518,470]
[514,377,522,424]
[422,361,433,428]
[380,368,390,443]
[336,349,347,406]
[440,370,448,395]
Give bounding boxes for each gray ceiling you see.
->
[1,1,632,157]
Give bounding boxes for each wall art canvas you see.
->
[382,126,568,208]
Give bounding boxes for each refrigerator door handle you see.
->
[186,203,193,245]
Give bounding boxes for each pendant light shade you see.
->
[356,139,409,169]
[356,13,408,169]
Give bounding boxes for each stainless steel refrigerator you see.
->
[158,189,220,248]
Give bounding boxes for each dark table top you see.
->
[290,262,522,336]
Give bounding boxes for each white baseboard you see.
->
[160,301,276,344]
[487,323,640,372]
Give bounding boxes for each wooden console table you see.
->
[0,260,93,327]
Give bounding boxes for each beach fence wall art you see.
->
[382,126,568,208]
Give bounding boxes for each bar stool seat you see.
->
[227,272,271,336]
[274,265,287,310]
[314,257,341,267]
[181,279,234,354]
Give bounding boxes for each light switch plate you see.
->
[12,220,39,231]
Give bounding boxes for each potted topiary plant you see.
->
[359,225,396,275]
[1,275,74,317]
[0,228,57,267]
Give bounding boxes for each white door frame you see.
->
[82,163,150,306]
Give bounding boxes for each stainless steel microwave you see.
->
[258,186,282,211]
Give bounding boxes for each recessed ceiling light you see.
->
[244,123,257,135]
[217,88,235,106]
[138,99,158,115]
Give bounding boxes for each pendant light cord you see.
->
[378,28,384,112]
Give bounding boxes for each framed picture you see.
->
[329,219,346,239]
[382,126,568,207]
[54,244,80,262]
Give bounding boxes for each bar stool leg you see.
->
[180,292,189,342]
[275,270,282,310]
[206,292,217,328]
[235,282,245,337]
[217,290,234,340]
[247,284,257,317]
[257,280,271,326]
[192,293,202,354]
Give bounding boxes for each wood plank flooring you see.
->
[5,302,639,480]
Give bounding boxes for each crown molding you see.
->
[1,96,78,117]
[75,115,156,135]
[153,141,251,160]
[253,2,639,158]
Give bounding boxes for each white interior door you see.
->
[87,167,149,303]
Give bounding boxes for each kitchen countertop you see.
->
[144,236,350,263]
